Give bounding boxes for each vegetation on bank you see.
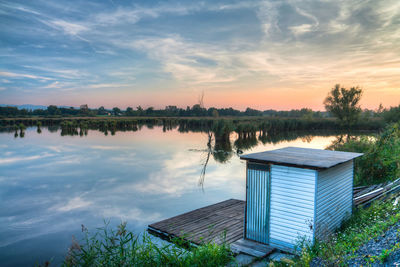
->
[0,100,397,122]
[0,104,334,118]
[62,223,233,267]
[329,123,400,186]
[324,84,363,128]
[2,85,399,141]
[270,123,400,266]
[0,116,385,136]
[273,194,400,266]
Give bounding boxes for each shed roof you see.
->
[240,147,363,170]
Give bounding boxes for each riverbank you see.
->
[59,193,400,267]
[0,116,385,132]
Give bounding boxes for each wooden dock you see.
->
[148,199,245,245]
[148,182,399,255]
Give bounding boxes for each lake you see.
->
[0,126,341,266]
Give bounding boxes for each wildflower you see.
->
[70,236,81,251]
[117,222,127,236]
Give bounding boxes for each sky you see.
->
[0,0,399,110]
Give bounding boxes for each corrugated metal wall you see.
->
[315,160,353,240]
[269,165,316,251]
[245,163,270,244]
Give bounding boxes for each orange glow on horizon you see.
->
[51,85,399,111]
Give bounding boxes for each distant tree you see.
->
[79,104,89,115]
[80,104,88,111]
[47,105,60,116]
[137,106,143,116]
[244,107,262,116]
[212,109,219,117]
[301,108,314,120]
[383,104,400,123]
[165,106,178,116]
[112,107,121,116]
[145,107,154,115]
[98,106,106,115]
[191,104,205,116]
[126,107,134,116]
[324,84,363,127]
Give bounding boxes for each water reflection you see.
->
[0,126,373,266]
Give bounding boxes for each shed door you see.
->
[245,163,270,244]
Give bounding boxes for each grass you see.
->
[271,194,400,266]
[62,222,234,267]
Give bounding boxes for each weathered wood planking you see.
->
[148,199,245,245]
[240,147,363,169]
[148,182,396,247]
[231,238,275,257]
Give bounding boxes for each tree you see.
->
[112,107,121,116]
[383,104,400,123]
[98,106,106,115]
[212,109,219,117]
[324,84,363,127]
[47,105,60,116]
[126,107,134,116]
[145,107,154,115]
[136,106,143,116]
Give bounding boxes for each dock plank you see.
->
[231,239,275,257]
[148,199,245,245]
[148,183,385,249]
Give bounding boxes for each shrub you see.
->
[63,222,233,267]
[330,123,400,185]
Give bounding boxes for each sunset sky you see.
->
[0,0,399,110]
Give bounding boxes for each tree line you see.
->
[1,85,398,128]
[0,103,396,121]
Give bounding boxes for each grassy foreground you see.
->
[61,193,400,267]
[62,223,233,267]
[272,195,400,266]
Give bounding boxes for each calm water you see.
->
[0,126,339,266]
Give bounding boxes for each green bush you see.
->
[330,123,400,185]
[63,222,233,267]
[383,105,400,123]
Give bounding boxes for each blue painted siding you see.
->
[269,165,316,251]
[246,163,270,244]
[315,160,353,240]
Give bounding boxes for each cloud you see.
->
[23,66,88,79]
[0,153,53,164]
[131,36,238,85]
[0,2,42,16]
[40,19,89,36]
[86,83,131,89]
[289,24,314,36]
[0,71,53,81]
[50,196,92,212]
[43,81,60,89]
[101,206,161,223]
[93,6,158,26]
[90,145,124,150]
[0,0,399,108]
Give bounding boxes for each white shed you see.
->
[240,147,363,252]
